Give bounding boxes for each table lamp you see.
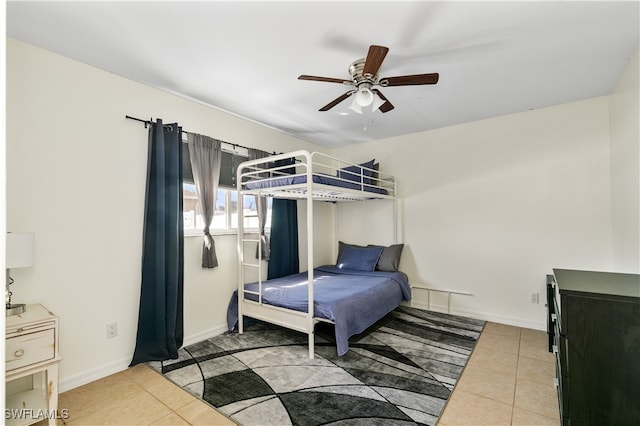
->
[6,232,35,316]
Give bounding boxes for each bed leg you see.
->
[239,315,243,334]
[309,332,314,359]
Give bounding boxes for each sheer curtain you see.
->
[187,133,222,268]
[248,148,271,261]
[131,119,184,366]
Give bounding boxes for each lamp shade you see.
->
[355,87,374,107]
[6,233,35,269]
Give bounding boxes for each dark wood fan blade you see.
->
[383,73,439,86]
[299,75,349,84]
[363,45,389,76]
[319,91,354,111]
[372,89,395,113]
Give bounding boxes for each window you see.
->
[182,143,272,234]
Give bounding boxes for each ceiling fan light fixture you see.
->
[355,86,374,107]
[349,89,386,114]
[300,45,439,115]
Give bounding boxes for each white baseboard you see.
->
[408,300,546,331]
[60,356,132,393]
[183,324,228,347]
[60,308,546,393]
[59,324,228,393]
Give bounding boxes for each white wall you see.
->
[335,97,614,329]
[609,49,640,273]
[5,38,332,391]
[8,36,637,392]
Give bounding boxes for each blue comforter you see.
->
[227,265,411,356]
[245,174,388,195]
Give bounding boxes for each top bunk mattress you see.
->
[237,150,396,200]
[245,173,388,195]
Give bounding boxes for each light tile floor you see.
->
[37,322,559,425]
[39,364,237,425]
[438,322,560,425]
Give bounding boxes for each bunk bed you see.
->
[234,150,409,358]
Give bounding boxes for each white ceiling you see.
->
[7,1,639,148]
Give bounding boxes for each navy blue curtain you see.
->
[130,119,184,366]
[268,158,299,279]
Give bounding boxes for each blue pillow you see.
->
[336,246,384,272]
[338,159,376,184]
[336,240,367,263]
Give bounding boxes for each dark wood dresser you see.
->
[547,269,640,425]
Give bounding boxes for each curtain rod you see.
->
[125,115,277,154]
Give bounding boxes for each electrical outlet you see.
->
[106,322,118,338]
[529,291,539,304]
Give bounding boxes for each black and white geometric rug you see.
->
[148,306,485,426]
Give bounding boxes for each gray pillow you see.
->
[338,159,375,183]
[369,243,404,272]
[371,163,379,185]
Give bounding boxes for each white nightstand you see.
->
[5,304,61,426]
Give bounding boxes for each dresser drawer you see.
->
[553,287,562,334]
[5,328,55,371]
[553,332,569,376]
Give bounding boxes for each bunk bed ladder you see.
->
[237,197,265,336]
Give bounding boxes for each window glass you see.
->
[182,142,270,234]
[212,189,227,230]
[230,194,264,229]
[183,183,198,230]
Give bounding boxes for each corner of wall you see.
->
[609,48,640,272]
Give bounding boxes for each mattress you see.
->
[227,265,411,356]
[244,174,388,195]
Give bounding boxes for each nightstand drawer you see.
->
[5,328,55,371]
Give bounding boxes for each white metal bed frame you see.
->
[236,150,397,358]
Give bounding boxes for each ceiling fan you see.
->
[299,45,439,114]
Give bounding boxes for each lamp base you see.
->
[6,303,26,316]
